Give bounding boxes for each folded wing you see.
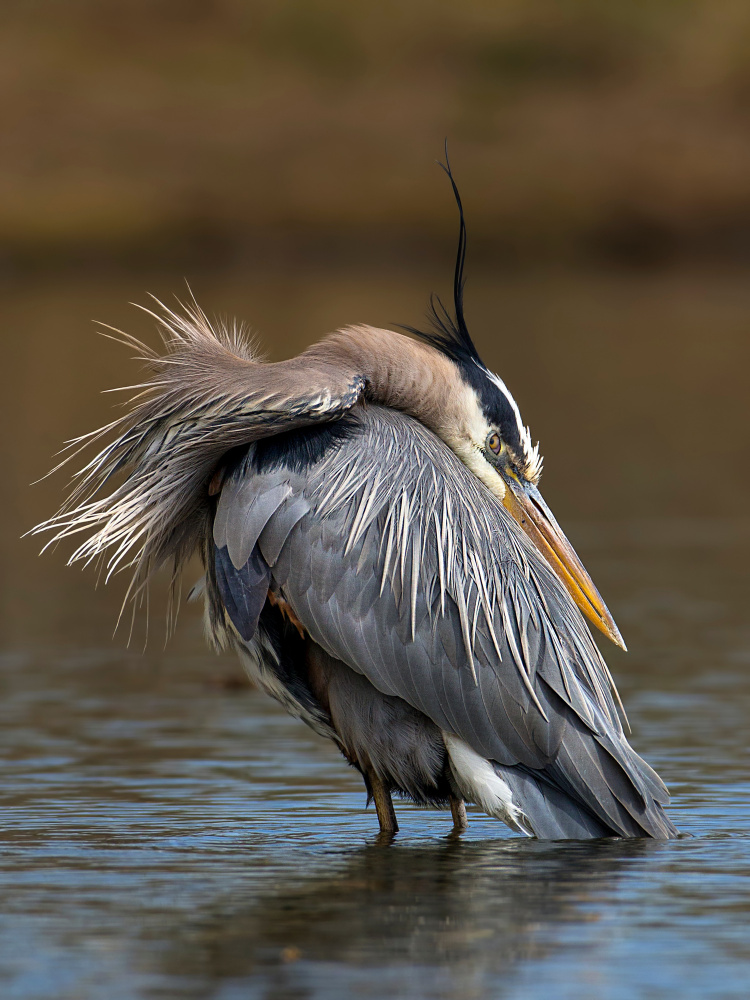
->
[214,405,676,838]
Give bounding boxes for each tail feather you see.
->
[491,764,612,839]
[552,700,677,838]
[492,724,678,840]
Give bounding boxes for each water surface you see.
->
[1,266,749,998]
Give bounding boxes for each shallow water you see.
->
[2,266,750,998]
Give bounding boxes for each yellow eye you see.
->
[487,432,502,454]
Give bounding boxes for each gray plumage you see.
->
[34,297,677,840]
[214,405,674,838]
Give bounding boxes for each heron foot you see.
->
[450,794,468,833]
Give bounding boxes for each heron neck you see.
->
[305,325,464,435]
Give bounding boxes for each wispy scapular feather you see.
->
[31,295,365,636]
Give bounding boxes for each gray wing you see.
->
[214,405,674,838]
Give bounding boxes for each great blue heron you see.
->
[36,162,677,840]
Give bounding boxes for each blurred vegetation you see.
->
[3,0,750,267]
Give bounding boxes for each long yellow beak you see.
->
[502,479,626,650]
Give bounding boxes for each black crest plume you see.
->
[404,145,482,366]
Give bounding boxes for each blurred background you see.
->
[5,0,750,266]
[5,0,750,644]
[1,4,750,998]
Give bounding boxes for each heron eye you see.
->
[487,432,502,454]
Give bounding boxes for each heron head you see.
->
[407,152,625,649]
[452,358,625,651]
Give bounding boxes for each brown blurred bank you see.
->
[3,0,750,270]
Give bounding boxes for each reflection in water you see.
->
[156,839,649,999]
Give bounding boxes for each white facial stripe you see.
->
[477,362,543,483]
[436,380,507,501]
[479,363,525,440]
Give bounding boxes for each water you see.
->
[2,265,749,998]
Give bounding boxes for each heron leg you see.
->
[450,793,468,833]
[367,771,399,834]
